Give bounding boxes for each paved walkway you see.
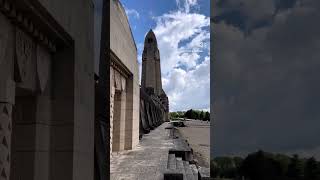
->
[110,122,174,180]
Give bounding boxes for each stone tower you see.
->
[141,29,163,96]
[141,29,169,121]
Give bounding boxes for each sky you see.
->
[119,0,211,112]
[212,0,320,159]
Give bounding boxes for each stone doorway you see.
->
[0,1,75,179]
[110,67,127,152]
[112,90,126,152]
[10,93,39,180]
[110,60,135,153]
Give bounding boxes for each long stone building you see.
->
[109,0,169,152]
[0,0,94,180]
[0,0,171,179]
[110,0,140,152]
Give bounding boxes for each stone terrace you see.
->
[110,122,172,180]
[110,122,209,180]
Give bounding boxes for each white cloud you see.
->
[145,0,210,112]
[163,56,210,111]
[153,11,210,73]
[124,7,140,19]
[176,0,199,13]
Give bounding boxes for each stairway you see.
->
[164,125,203,180]
[165,153,198,180]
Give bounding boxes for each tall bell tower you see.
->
[141,29,163,96]
[141,29,169,121]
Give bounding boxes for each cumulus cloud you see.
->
[212,0,320,159]
[143,0,210,111]
[124,7,140,19]
[163,57,210,111]
[176,0,199,13]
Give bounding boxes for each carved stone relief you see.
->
[121,76,126,92]
[114,70,121,91]
[15,28,36,91]
[36,44,51,92]
[0,103,12,180]
[0,13,14,81]
[110,67,115,153]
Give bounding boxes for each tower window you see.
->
[147,38,153,43]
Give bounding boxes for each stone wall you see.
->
[110,0,140,151]
[139,88,166,137]
[0,0,94,180]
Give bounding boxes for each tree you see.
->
[240,150,282,180]
[199,111,204,120]
[214,157,237,178]
[185,109,192,119]
[191,110,198,119]
[274,153,291,176]
[204,112,210,121]
[304,157,319,180]
[287,154,304,179]
[211,160,219,178]
[233,157,244,177]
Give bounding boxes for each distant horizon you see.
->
[169,108,210,113]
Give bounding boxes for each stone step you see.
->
[176,158,187,180]
[183,161,195,180]
[190,164,199,180]
[168,153,177,170]
[198,167,210,180]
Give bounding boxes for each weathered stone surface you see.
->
[36,45,51,92]
[110,0,140,154]
[0,13,14,82]
[15,28,36,88]
[140,29,169,128]
[1,0,94,179]
[111,123,174,180]
[0,103,12,180]
[111,122,204,180]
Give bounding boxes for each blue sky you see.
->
[120,0,211,112]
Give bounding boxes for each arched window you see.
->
[147,38,153,43]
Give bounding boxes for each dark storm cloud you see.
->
[212,0,320,159]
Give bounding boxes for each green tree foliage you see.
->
[171,109,210,120]
[169,111,185,119]
[213,157,237,178]
[199,111,204,120]
[212,151,320,180]
[274,153,291,176]
[287,154,304,179]
[240,150,282,180]
[204,111,210,121]
[304,157,319,180]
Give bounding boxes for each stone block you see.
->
[50,151,73,180]
[34,151,50,180]
[51,125,74,151]
[0,79,15,104]
[10,151,35,180]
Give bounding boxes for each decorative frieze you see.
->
[110,51,132,79]
[0,0,56,52]
[0,103,12,180]
[15,28,34,83]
